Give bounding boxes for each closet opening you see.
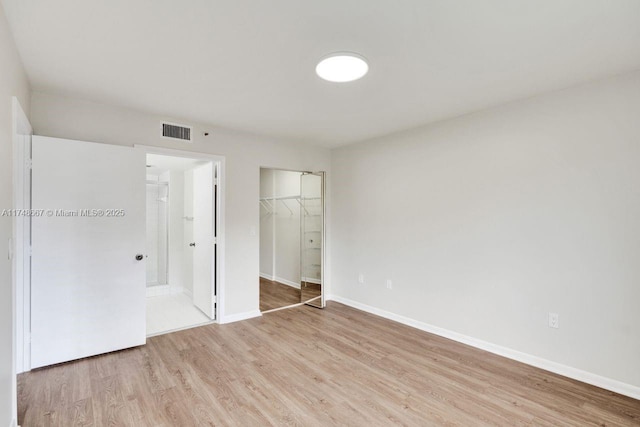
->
[259,168,325,313]
[145,153,219,335]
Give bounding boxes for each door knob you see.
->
[189,242,196,247]
[135,254,144,261]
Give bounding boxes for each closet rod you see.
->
[258,195,299,201]
[258,195,321,201]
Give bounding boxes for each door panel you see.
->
[193,162,215,319]
[31,136,146,368]
[300,172,324,308]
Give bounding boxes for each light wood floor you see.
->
[18,302,640,426]
[259,277,300,311]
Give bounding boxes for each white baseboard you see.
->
[274,276,301,289]
[259,272,274,281]
[182,288,193,299]
[260,273,301,289]
[219,310,262,324]
[328,295,640,401]
[302,277,321,285]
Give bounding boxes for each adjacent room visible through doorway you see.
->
[145,153,218,335]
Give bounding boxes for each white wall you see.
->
[30,92,331,320]
[259,168,274,277]
[0,5,30,427]
[168,170,185,292]
[331,71,640,391]
[182,170,194,295]
[145,179,159,284]
[274,170,301,286]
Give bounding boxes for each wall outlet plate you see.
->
[358,274,364,284]
[386,279,393,290]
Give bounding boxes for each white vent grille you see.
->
[161,122,192,142]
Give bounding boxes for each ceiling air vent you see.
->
[161,122,192,142]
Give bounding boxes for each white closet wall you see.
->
[274,171,301,287]
[260,169,301,288]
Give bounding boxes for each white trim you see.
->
[219,310,262,324]
[135,145,225,324]
[271,172,276,278]
[274,276,301,289]
[259,272,274,281]
[12,97,32,427]
[261,302,305,314]
[329,295,640,401]
[10,418,18,427]
[260,273,302,289]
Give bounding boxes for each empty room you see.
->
[1,1,639,426]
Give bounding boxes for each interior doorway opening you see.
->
[145,153,218,335]
[259,168,325,313]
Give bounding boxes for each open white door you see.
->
[31,136,146,369]
[192,162,215,319]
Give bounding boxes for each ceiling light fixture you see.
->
[316,52,369,83]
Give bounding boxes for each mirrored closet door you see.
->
[300,172,324,308]
[259,169,325,312]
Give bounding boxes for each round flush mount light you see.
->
[316,52,369,83]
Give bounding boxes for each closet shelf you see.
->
[259,195,320,215]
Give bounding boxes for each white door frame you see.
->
[11,96,32,427]
[136,145,225,323]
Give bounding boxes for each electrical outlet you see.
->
[386,279,393,290]
[358,274,364,284]
[548,312,559,329]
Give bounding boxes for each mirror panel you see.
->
[259,168,324,312]
[300,172,324,308]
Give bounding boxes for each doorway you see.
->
[17,138,224,371]
[259,168,325,312]
[145,153,218,336]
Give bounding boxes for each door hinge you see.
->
[213,237,217,244]
[213,178,218,185]
[25,159,32,169]
[213,295,217,304]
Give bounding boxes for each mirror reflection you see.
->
[259,168,325,312]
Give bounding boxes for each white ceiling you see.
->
[3,1,640,147]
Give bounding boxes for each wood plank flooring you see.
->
[259,277,300,311]
[18,302,640,426]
